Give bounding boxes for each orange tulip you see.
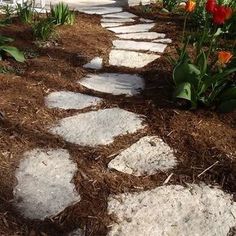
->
[185,0,196,12]
[218,51,233,64]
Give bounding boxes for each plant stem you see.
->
[182,13,188,44]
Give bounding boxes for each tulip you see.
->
[213,5,233,25]
[218,51,233,64]
[206,0,216,13]
[185,0,196,12]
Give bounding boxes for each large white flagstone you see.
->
[108,136,177,176]
[153,38,172,44]
[108,184,236,236]
[83,57,103,70]
[78,73,144,96]
[107,23,155,33]
[79,7,122,15]
[103,11,137,19]
[101,18,135,23]
[101,22,125,28]
[112,40,167,53]
[49,108,146,147]
[45,91,102,110]
[14,149,80,220]
[109,49,160,68]
[117,32,166,40]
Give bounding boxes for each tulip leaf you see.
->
[174,82,192,101]
[0,46,25,62]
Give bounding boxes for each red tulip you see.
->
[206,0,216,13]
[212,5,233,25]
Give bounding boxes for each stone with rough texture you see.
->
[101,22,124,28]
[153,38,172,44]
[78,73,144,96]
[101,18,135,23]
[14,149,80,220]
[108,136,177,176]
[109,49,160,68]
[79,7,122,15]
[45,91,102,110]
[67,228,84,236]
[113,40,167,53]
[108,184,236,236]
[103,11,137,19]
[117,32,165,40]
[107,23,155,33]
[83,57,103,70]
[50,108,146,147]
[129,0,152,6]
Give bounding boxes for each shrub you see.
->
[16,1,35,24]
[0,35,25,62]
[50,2,75,25]
[32,18,55,41]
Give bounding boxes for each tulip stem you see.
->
[181,13,188,44]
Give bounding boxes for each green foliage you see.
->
[16,1,35,24]
[163,0,178,12]
[50,2,75,25]
[32,18,55,41]
[0,35,25,62]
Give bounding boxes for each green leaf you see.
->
[174,82,192,101]
[218,99,236,113]
[173,61,201,88]
[196,50,207,75]
[0,46,25,62]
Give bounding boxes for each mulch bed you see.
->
[0,8,235,236]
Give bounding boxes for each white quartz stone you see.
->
[45,91,102,110]
[108,136,177,176]
[109,49,160,68]
[108,184,236,236]
[113,40,167,53]
[83,57,103,70]
[117,32,166,40]
[107,23,155,33]
[14,149,80,220]
[49,108,146,147]
[78,73,144,96]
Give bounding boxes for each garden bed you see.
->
[0,6,236,236]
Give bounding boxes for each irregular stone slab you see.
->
[107,23,155,33]
[67,228,84,236]
[101,22,124,28]
[78,73,144,96]
[50,108,146,147]
[140,18,154,23]
[14,149,80,220]
[101,18,135,23]
[109,50,160,68]
[83,57,103,70]
[117,32,166,40]
[108,136,177,176]
[45,91,102,110]
[153,38,172,44]
[113,40,167,53]
[129,0,151,6]
[103,11,137,19]
[79,7,122,15]
[108,184,236,236]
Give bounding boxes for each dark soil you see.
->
[0,7,235,236]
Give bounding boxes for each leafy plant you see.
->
[32,18,55,41]
[0,35,25,62]
[16,1,35,24]
[163,0,178,12]
[50,2,75,25]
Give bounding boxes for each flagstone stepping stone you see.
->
[83,57,103,70]
[108,184,236,236]
[113,40,167,53]
[103,11,137,19]
[79,7,122,15]
[108,136,177,176]
[117,32,166,40]
[107,23,155,33]
[67,228,84,236]
[128,0,151,6]
[140,18,154,23]
[45,91,102,110]
[49,108,146,147]
[101,18,135,23]
[14,149,80,220]
[109,49,160,68]
[78,73,144,96]
[101,22,125,28]
[153,38,172,44]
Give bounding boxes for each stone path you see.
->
[13,1,236,236]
